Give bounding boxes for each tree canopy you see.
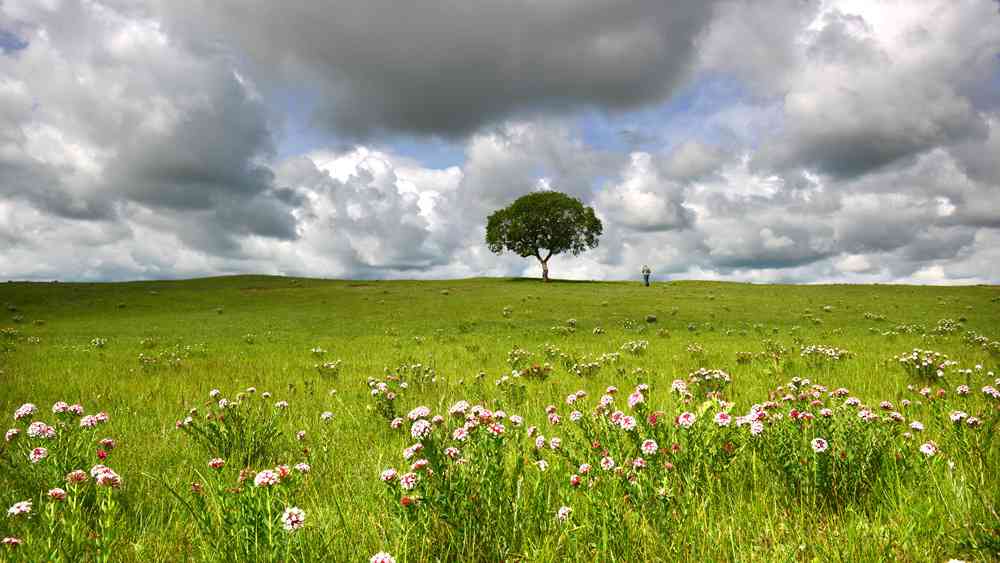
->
[485,191,603,281]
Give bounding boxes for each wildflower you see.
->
[399,472,419,491]
[606,386,618,395]
[274,401,289,409]
[677,412,696,428]
[1,537,22,547]
[919,441,938,457]
[208,458,225,470]
[569,410,583,422]
[410,459,429,472]
[600,457,615,471]
[452,427,468,441]
[619,416,637,431]
[536,460,549,472]
[380,468,398,483]
[217,398,229,410]
[390,417,404,429]
[93,467,122,488]
[509,415,523,426]
[750,421,764,436]
[13,404,36,421]
[879,401,894,411]
[579,463,591,475]
[949,411,968,423]
[811,438,828,453]
[449,401,470,416]
[321,411,334,421]
[714,412,731,427]
[4,429,18,442]
[97,449,108,460]
[910,421,925,432]
[411,419,432,440]
[66,470,88,484]
[844,397,860,407]
[639,439,659,456]
[444,446,460,459]
[80,416,99,429]
[627,391,645,409]
[68,404,84,416]
[556,506,572,522]
[52,401,69,414]
[48,488,66,501]
[633,458,647,469]
[209,389,221,398]
[254,470,280,487]
[28,421,56,438]
[99,438,116,450]
[956,385,970,396]
[281,507,306,532]
[28,447,47,463]
[276,465,291,479]
[487,422,505,437]
[294,463,311,474]
[407,406,431,421]
[7,501,31,517]
[967,417,982,428]
[370,552,396,563]
[570,474,581,487]
[549,437,562,450]
[534,435,546,450]
[548,413,561,425]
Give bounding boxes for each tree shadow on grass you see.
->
[502,277,609,285]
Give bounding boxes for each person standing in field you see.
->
[641,264,651,287]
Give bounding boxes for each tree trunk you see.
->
[540,258,549,282]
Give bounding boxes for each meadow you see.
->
[1,275,998,562]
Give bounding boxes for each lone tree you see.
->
[485,191,603,282]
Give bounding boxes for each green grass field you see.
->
[1,276,999,562]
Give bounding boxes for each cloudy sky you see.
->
[2,0,999,283]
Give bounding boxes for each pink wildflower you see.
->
[281,507,306,532]
[254,469,280,487]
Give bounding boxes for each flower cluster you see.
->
[894,349,958,379]
[800,344,852,362]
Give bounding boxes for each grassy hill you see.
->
[1,277,998,561]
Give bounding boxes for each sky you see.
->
[1,0,999,284]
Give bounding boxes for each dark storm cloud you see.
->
[2,0,1000,284]
[156,0,720,138]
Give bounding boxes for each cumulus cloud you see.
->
[0,0,297,255]
[1,0,1000,284]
